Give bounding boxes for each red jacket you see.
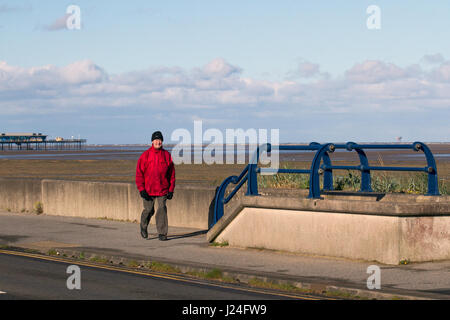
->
[136,146,175,196]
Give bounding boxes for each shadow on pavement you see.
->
[0,234,30,245]
[167,230,208,241]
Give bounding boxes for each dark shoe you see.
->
[140,228,148,239]
[158,234,167,241]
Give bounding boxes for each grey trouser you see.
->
[140,195,168,236]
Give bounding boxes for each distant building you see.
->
[0,133,48,143]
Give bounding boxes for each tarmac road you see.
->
[1,211,449,300]
[0,250,322,300]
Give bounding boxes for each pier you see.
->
[0,139,87,151]
[0,133,86,150]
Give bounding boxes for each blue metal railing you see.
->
[212,143,324,227]
[211,141,440,228]
[310,142,439,198]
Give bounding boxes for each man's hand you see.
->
[167,192,174,200]
[140,190,152,201]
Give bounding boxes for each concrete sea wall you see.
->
[212,207,450,265]
[0,178,215,229]
[0,178,42,214]
[208,192,450,265]
[1,178,449,264]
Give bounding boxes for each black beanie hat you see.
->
[151,131,163,142]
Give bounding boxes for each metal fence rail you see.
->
[211,141,440,229]
[309,142,439,198]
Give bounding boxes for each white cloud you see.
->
[286,59,330,80]
[1,57,450,119]
[0,60,107,93]
[431,62,450,82]
[345,60,409,83]
[199,58,242,78]
[60,60,107,84]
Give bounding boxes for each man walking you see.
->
[136,131,175,241]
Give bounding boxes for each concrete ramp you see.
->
[207,192,450,265]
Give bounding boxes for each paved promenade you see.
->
[1,210,449,299]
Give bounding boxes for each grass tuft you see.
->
[205,268,223,279]
[210,240,229,247]
[34,201,43,214]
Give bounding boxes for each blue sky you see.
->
[1,1,450,143]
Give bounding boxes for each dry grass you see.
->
[259,160,449,194]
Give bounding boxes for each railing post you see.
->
[413,142,439,196]
[357,149,372,192]
[346,142,372,192]
[309,143,335,199]
[246,145,258,196]
[212,176,237,228]
[322,152,333,191]
[310,142,334,191]
[246,163,259,196]
[246,144,270,196]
